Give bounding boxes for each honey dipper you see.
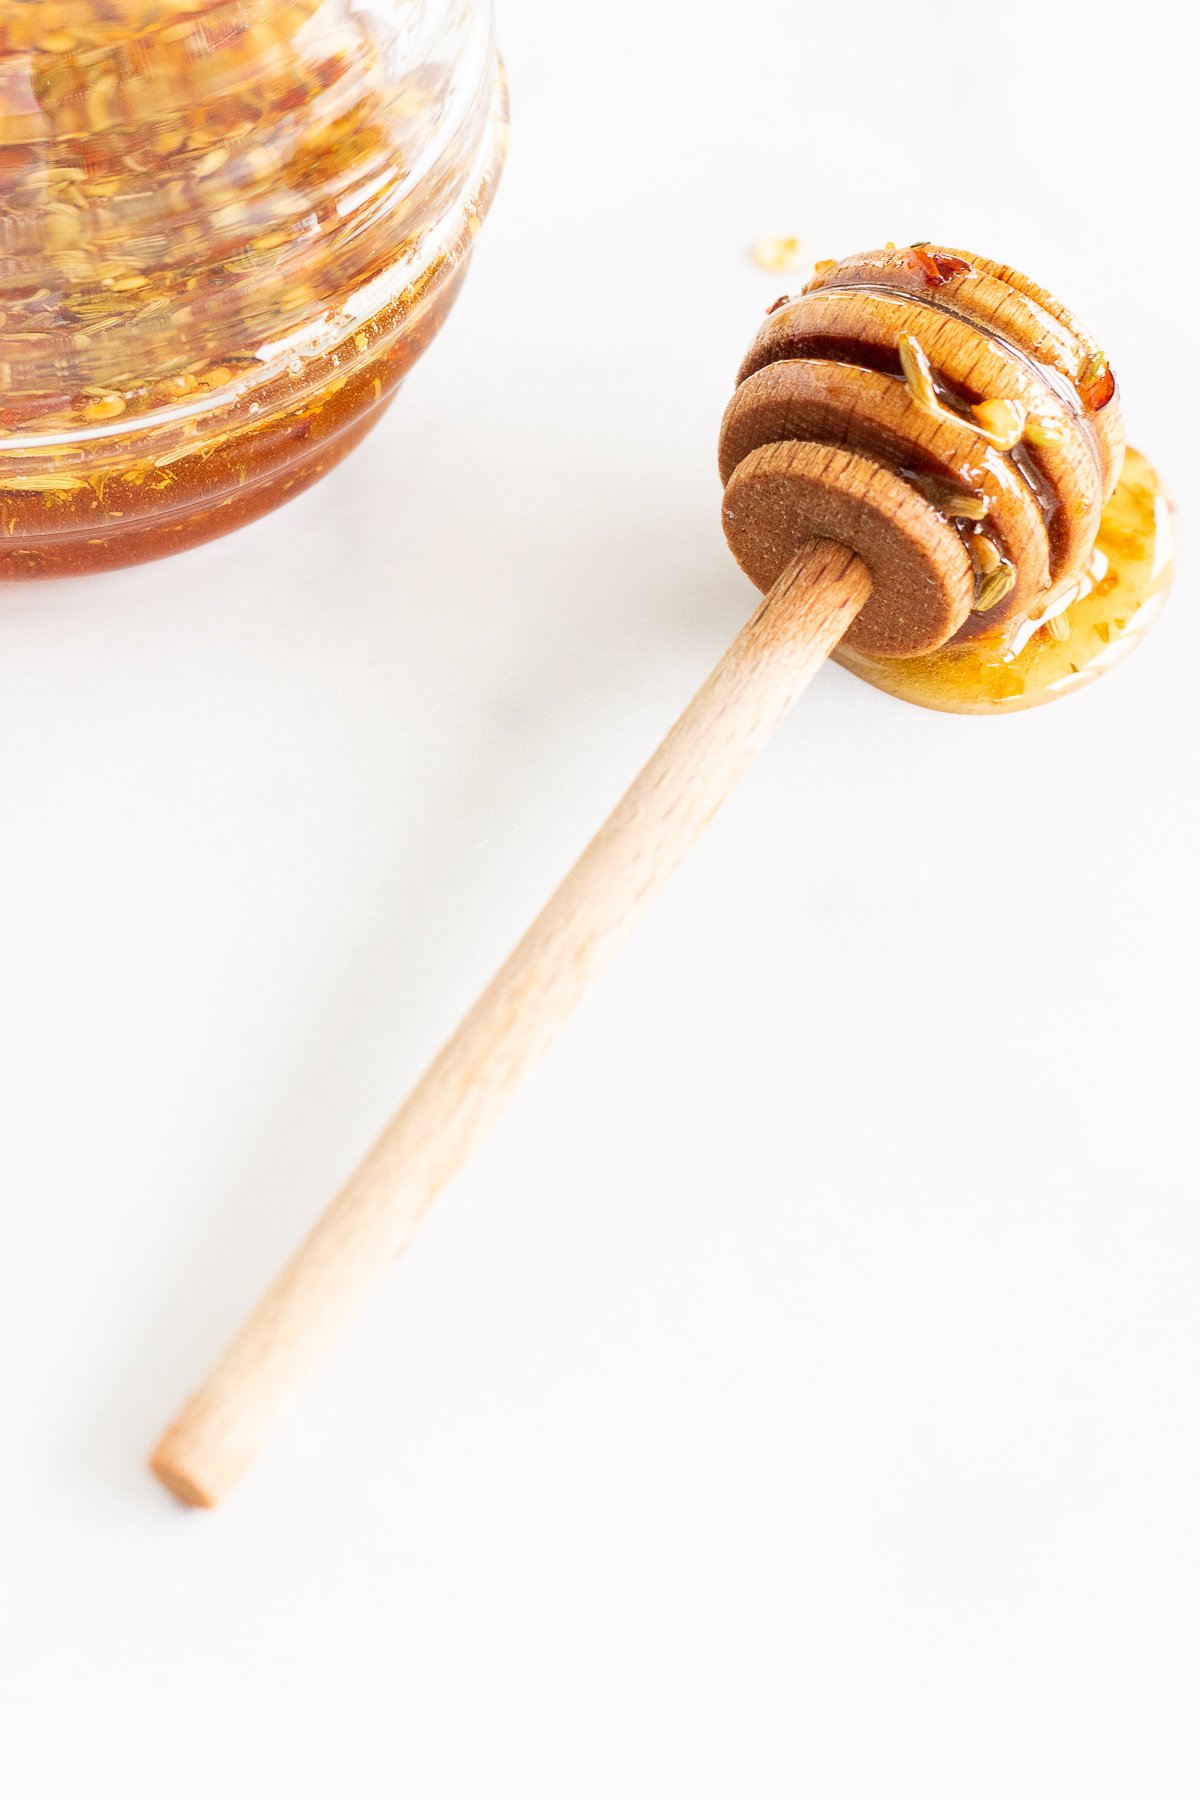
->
[153,244,1153,1506]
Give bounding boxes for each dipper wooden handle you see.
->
[152,535,872,1505]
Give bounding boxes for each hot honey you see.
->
[0,0,505,576]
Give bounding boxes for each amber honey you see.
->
[0,0,505,576]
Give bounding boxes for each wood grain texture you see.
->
[803,244,1124,499]
[722,439,973,658]
[150,538,873,1507]
[718,359,1050,636]
[738,287,1103,581]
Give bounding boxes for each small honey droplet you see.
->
[752,234,805,274]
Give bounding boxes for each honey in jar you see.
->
[0,0,506,576]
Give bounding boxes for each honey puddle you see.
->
[835,447,1174,713]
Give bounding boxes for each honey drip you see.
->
[835,448,1173,712]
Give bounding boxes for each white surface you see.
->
[2,0,1198,1792]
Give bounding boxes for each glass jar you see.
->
[0,0,506,577]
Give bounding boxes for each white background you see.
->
[2,0,1197,1792]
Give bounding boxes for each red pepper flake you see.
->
[906,246,972,287]
[766,294,791,315]
[1079,356,1115,411]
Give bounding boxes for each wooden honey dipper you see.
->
[153,244,1129,1505]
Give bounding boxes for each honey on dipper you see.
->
[151,244,1174,1507]
[723,244,1173,713]
[0,0,506,576]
